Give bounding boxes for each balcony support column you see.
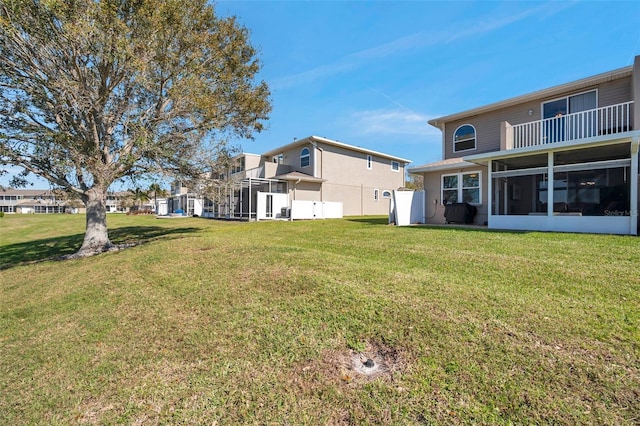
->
[500,121,513,150]
[631,136,639,236]
[547,152,554,219]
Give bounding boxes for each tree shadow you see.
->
[0,226,201,270]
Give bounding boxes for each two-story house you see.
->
[0,189,67,214]
[204,135,411,220]
[410,56,640,235]
[0,188,152,214]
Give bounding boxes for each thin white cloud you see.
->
[444,3,555,44]
[351,109,439,137]
[272,32,428,90]
[371,89,417,115]
[272,2,574,90]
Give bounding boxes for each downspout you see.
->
[310,139,324,201]
[442,123,447,160]
[428,118,447,164]
[293,178,302,200]
[291,178,302,221]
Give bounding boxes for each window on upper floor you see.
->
[391,161,400,172]
[300,147,310,168]
[453,124,476,153]
[367,155,373,170]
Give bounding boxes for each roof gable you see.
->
[261,135,412,164]
[429,65,633,128]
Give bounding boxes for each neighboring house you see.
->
[0,189,143,214]
[0,189,79,214]
[105,191,131,213]
[167,181,204,216]
[410,56,640,235]
[203,135,411,219]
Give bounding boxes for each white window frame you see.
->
[300,147,310,168]
[540,89,598,119]
[374,188,379,202]
[391,160,400,172]
[453,124,477,153]
[382,190,392,199]
[367,154,373,170]
[441,170,482,205]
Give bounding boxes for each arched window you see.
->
[453,124,476,152]
[382,190,392,199]
[300,147,310,167]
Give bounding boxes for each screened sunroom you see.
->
[467,140,639,235]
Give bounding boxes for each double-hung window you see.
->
[442,171,481,205]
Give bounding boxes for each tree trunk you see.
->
[78,187,112,256]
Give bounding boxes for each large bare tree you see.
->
[0,0,270,256]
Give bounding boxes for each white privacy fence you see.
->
[291,200,343,220]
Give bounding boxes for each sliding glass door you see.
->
[542,90,597,143]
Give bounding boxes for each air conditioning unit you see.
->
[280,207,290,218]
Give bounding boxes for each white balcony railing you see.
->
[510,101,634,149]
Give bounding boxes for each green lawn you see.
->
[1,214,638,424]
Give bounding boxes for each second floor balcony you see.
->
[239,162,293,180]
[502,101,634,150]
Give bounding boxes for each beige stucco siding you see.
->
[289,181,322,202]
[322,182,392,215]
[275,143,316,175]
[315,142,405,216]
[443,76,633,160]
[317,143,404,187]
[244,154,262,170]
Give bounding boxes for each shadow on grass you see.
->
[346,216,529,234]
[345,216,390,226]
[0,226,200,270]
[409,224,528,234]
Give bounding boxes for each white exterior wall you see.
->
[256,192,289,220]
[489,215,633,235]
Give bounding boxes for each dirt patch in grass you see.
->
[292,340,407,387]
[284,340,410,424]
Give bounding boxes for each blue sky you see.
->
[4,0,640,188]
[215,0,640,167]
